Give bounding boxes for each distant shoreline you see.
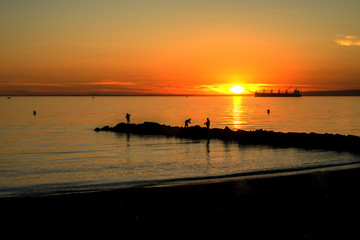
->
[302,89,360,96]
[2,89,360,97]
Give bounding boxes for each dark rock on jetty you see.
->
[95,122,360,154]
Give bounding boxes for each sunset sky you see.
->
[1,0,360,95]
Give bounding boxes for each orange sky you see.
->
[1,0,360,95]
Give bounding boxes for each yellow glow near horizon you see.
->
[229,85,245,94]
[1,1,360,95]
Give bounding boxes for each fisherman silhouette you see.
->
[204,118,210,129]
[185,118,191,128]
[126,113,131,124]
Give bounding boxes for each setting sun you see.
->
[1,0,360,96]
[229,85,245,94]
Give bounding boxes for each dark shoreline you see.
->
[3,160,358,199]
[2,163,360,237]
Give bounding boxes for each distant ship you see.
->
[255,88,301,97]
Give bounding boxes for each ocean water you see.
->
[1,96,360,197]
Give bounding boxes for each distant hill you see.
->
[302,90,360,96]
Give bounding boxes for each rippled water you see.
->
[1,96,360,197]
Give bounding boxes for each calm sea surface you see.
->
[1,96,360,197]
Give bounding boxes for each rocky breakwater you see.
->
[95,122,360,154]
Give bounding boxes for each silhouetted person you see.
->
[185,118,191,128]
[33,110,36,116]
[126,113,131,124]
[267,109,270,114]
[204,118,210,129]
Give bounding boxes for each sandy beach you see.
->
[2,163,360,238]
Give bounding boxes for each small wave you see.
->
[140,161,360,187]
[3,161,360,198]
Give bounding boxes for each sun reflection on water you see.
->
[231,96,244,129]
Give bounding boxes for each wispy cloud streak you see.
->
[84,81,138,86]
[335,35,360,46]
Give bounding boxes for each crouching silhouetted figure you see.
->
[185,118,191,128]
[204,118,210,129]
[126,113,131,124]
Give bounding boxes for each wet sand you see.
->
[2,164,360,238]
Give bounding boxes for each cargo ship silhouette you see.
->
[255,88,301,97]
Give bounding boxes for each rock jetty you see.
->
[95,122,360,154]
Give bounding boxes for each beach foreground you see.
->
[2,164,360,238]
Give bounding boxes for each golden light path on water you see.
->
[1,96,360,197]
[232,96,243,129]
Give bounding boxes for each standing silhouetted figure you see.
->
[185,118,191,128]
[204,118,210,129]
[126,113,131,124]
[267,109,270,114]
[33,110,36,116]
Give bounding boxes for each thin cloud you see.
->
[335,35,360,46]
[1,82,65,87]
[84,81,138,86]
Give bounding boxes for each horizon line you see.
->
[2,89,360,97]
